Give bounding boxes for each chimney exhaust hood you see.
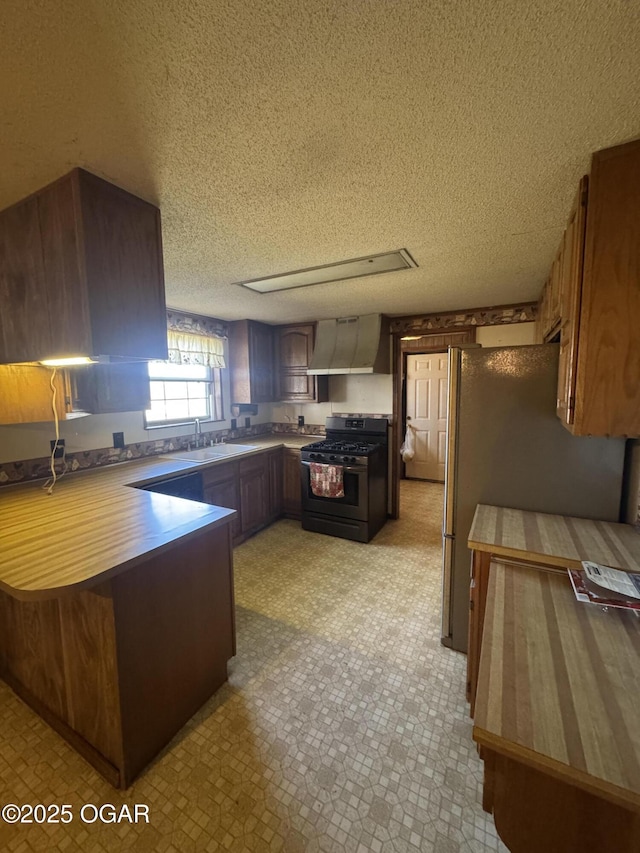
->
[307,314,390,375]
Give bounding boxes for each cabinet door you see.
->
[0,364,70,424]
[203,463,241,542]
[275,325,329,403]
[248,322,275,403]
[556,178,588,428]
[282,449,302,519]
[239,455,269,533]
[0,197,52,363]
[573,139,640,436]
[229,320,275,405]
[72,362,151,414]
[0,169,166,365]
[77,170,168,360]
[268,448,283,519]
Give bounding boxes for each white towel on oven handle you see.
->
[400,424,416,462]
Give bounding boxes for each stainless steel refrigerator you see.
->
[441,344,626,653]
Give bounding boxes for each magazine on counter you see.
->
[568,563,640,611]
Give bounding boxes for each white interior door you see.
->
[405,352,448,481]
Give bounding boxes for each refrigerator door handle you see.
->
[441,533,455,646]
[443,347,461,537]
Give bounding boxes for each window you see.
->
[144,362,223,427]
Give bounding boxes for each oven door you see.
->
[301,460,368,521]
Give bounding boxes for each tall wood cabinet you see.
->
[538,138,640,436]
[274,324,328,403]
[0,168,167,364]
[228,320,275,404]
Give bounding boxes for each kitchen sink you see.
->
[162,444,258,462]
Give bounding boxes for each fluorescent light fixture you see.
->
[40,356,97,367]
[236,248,417,294]
[400,336,424,341]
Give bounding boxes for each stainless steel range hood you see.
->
[307,314,390,375]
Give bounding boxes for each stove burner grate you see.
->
[304,440,378,455]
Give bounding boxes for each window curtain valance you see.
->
[166,310,227,368]
[166,329,226,368]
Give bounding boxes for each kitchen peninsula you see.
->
[0,456,239,788]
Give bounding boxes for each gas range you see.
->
[301,439,379,466]
[300,417,389,543]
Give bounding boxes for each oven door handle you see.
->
[301,460,366,474]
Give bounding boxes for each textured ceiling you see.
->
[1,0,640,323]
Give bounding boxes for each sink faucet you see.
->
[194,418,202,448]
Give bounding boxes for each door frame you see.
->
[390,328,476,518]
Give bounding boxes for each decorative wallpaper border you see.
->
[0,418,399,486]
[167,309,228,339]
[389,302,537,335]
[0,422,274,486]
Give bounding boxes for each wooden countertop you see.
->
[0,457,234,601]
[0,436,316,600]
[220,435,319,452]
[469,504,640,571]
[473,560,640,811]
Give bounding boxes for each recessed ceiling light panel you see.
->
[236,249,417,294]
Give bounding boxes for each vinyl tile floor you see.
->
[0,480,506,852]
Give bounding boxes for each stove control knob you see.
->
[310,453,318,460]
[329,455,336,461]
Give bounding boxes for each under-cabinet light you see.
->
[236,249,418,293]
[40,356,97,367]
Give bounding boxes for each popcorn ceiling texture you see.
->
[1,1,639,323]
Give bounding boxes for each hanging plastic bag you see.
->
[400,424,415,462]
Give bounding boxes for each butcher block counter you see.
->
[467,505,640,852]
[0,456,241,788]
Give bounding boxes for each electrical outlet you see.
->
[297,415,305,426]
[230,418,237,430]
[244,417,251,428]
[50,438,65,459]
[113,431,125,449]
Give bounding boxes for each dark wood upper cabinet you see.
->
[71,362,151,415]
[228,320,275,404]
[0,168,168,364]
[274,323,328,403]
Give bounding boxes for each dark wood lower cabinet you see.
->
[0,523,235,788]
[201,447,301,542]
[283,448,302,519]
[268,448,284,520]
[203,462,242,544]
[239,454,269,534]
